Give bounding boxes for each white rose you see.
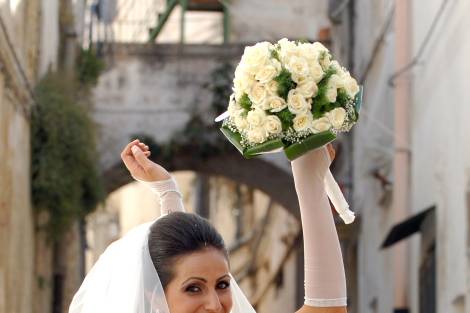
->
[325,74,340,102]
[286,55,309,77]
[311,42,329,54]
[328,74,341,87]
[330,60,342,72]
[278,38,299,63]
[228,95,242,117]
[325,87,338,103]
[264,115,283,135]
[234,64,248,80]
[312,117,332,133]
[249,82,268,105]
[241,42,271,73]
[234,115,249,131]
[247,127,268,144]
[247,108,266,127]
[255,64,279,84]
[252,101,270,111]
[340,73,359,98]
[287,89,311,114]
[319,51,331,70]
[298,43,319,61]
[267,96,287,113]
[271,59,282,71]
[234,88,244,101]
[309,60,324,83]
[291,73,309,84]
[296,80,318,98]
[278,38,296,50]
[326,107,347,129]
[293,113,313,132]
[266,80,279,95]
[234,73,255,94]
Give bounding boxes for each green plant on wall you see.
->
[31,70,104,240]
[77,48,105,87]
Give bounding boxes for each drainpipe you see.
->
[392,0,412,311]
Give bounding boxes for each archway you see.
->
[103,148,301,220]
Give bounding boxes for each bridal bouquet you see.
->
[217,38,362,159]
[216,39,362,224]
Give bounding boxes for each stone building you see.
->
[0,1,88,313]
[328,0,470,312]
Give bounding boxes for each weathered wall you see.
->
[410,1,470,312]
[0,1,40,312]
[345,0,470,313]
[93,44,242,168]
[96,0,329,44]
[0,74,35,313]
[229,0,329,42]
[348,1,397,312]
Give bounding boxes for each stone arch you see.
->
[102,149,301,220]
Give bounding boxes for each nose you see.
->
[204,290,223,312]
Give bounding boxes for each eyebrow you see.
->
[182,274,230,285]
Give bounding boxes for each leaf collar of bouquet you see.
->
[215,38,363,160]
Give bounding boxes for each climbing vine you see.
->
[31,53,104,240]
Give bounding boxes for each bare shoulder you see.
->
[295,305,347,313]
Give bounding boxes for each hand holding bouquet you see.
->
[216,38,362,224]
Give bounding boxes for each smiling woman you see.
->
[69,139,347,313]
[148,212,233,313]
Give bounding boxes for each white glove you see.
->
[291,147,347,307]
[136,177,185,215]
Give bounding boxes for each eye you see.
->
[185,285,202,293]
[217,280,230,290]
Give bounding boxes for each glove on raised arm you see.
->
[136,177,185,215]
[291,147,347,307]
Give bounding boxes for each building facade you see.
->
[331,0,470,312]
[0,1,88,313]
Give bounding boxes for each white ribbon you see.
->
[324,169,355,224]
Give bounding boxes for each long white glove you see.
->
[136,177,185,215]
[291,147,347,307]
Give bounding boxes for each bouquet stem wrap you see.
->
[324,169,355,224]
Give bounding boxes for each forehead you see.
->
[173,248,230,280]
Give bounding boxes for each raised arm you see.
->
[121,139,185,215]
[291,146,347,313]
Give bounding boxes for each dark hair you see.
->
[148,212,228,290]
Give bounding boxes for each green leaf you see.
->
[220,127,245,155]
[239,93,252,111]
[244,138,284,158]
[312,65,339,118]
[270,48,280,62]
[284,131,336,160]
[275,108,295,130]
[274,68,296,100]
[336,89,350,107]
[220,127,285,159]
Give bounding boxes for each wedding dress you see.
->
[69,148,346,312]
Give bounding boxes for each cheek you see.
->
[220,290,233,312]
[166,290,203,313]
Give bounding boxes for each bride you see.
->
[69,139,347,313]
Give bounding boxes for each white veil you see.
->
[69,219,256,313]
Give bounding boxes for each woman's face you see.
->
[165,248,233,313]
